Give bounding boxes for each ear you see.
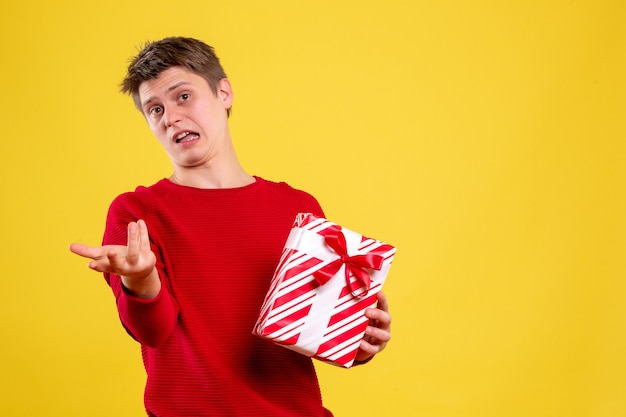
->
[217,78,233,110]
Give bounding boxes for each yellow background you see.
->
[1,1,624,416]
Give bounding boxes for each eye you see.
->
[179,93,190,102]
[149,106,163,116]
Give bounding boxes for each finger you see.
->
[104,248,124,272]
[364,324,391,344]
[88,249,117,272]
[358,338,385,356]
[365,306,392,329]
[358,339,377,355]
[69,243,90,257]
[88,259,109,272]
[365,292,392,326]
[376,291,390,314]
[69,243,105,260]
[126,222,140,263]
[137,219,151,254]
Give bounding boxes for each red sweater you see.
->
[102,177,333,417]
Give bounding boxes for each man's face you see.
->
[138,66,233,170]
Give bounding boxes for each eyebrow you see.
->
[141,81,192,108]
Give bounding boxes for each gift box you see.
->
[253,213,396,368]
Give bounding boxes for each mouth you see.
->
[174,130,200,144]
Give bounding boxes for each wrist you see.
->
[121,268,161,299]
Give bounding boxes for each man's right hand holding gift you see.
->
[355,291,392,364]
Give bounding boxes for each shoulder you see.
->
[103,179,177,245]
[256,177,316,201]
[256,177,325,217]
[107,179,172,219]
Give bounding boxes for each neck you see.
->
[169,162,254,189]
[168,130,256,189]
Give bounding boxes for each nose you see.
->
[163,106,182,127]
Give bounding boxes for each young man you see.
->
[70,37,391,417]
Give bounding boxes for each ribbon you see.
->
[312,225,385,297]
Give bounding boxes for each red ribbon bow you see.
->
[312,225,385,297]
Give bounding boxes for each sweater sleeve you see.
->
[103,191,180,348]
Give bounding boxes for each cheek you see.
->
[148,128,169,148]
[147,120,165,136]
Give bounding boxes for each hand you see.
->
[354,291,392,364]
[69,220,160,298]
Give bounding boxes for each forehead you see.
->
[138,66,208,104]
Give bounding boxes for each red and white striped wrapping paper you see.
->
[253,213,396,368]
